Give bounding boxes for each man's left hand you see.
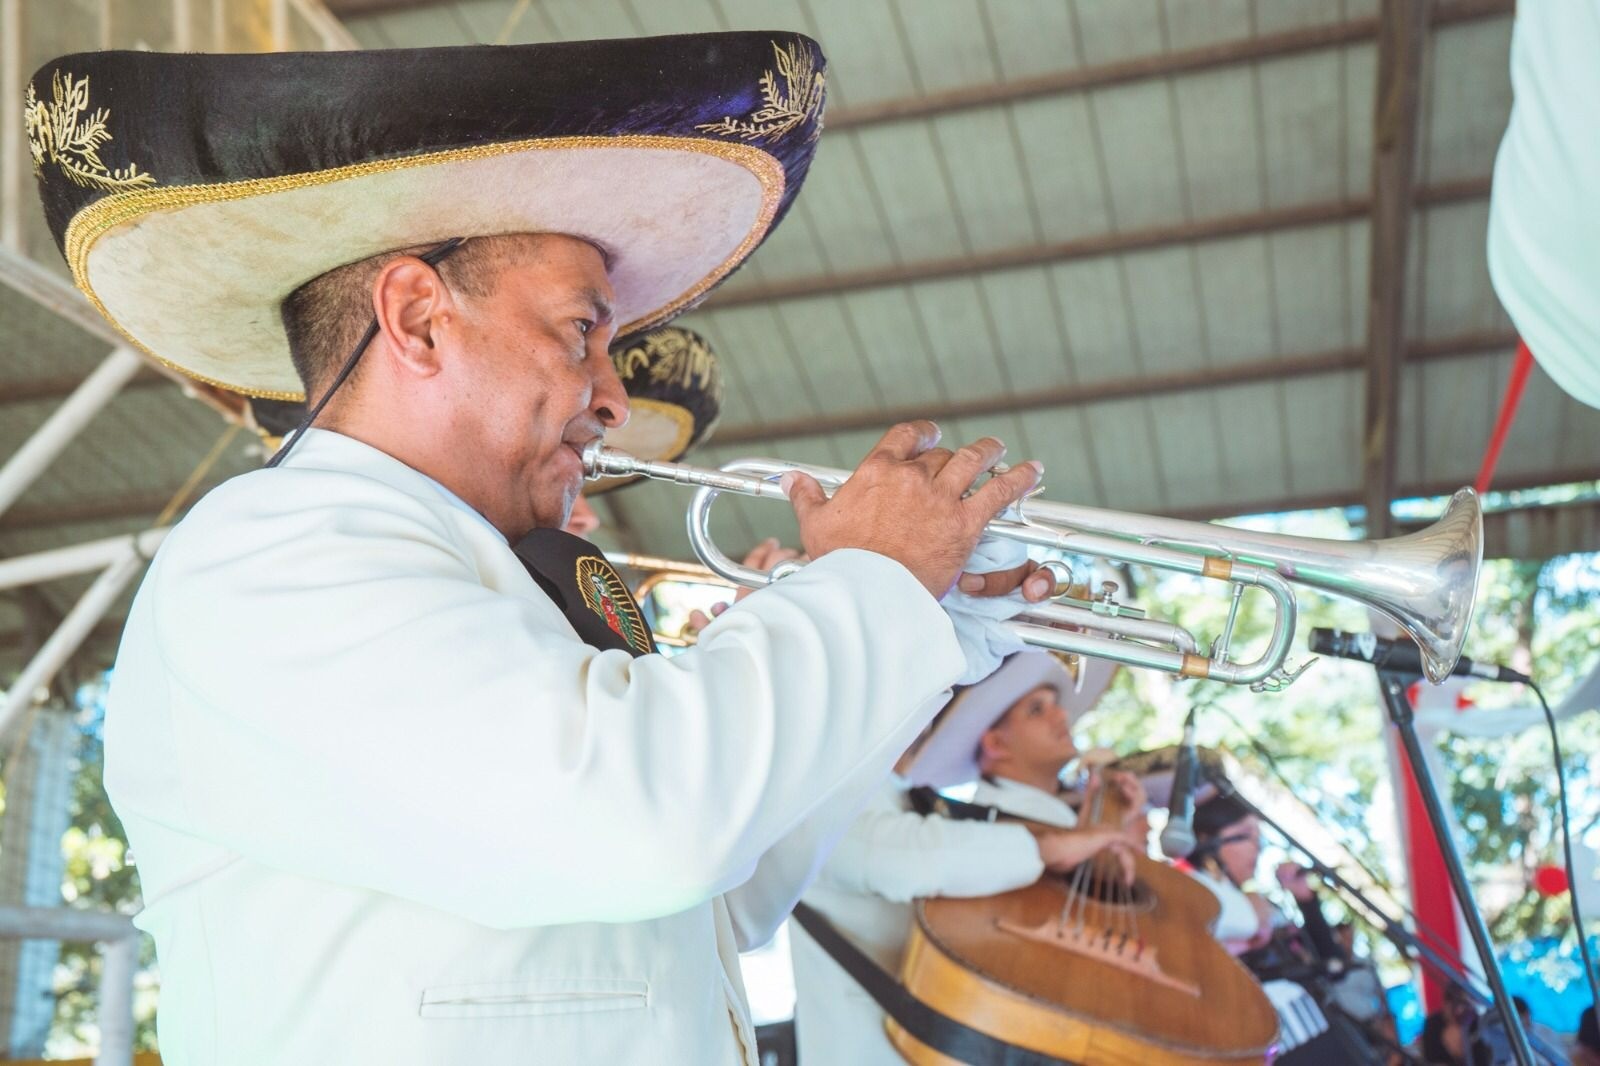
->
[956,559,1054,602]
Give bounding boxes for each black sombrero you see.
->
[588,326,723,494]
[245,325,723,485]
[28,33,825,400]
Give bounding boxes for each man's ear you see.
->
[978,728,1007,766]
[372,256,454,380]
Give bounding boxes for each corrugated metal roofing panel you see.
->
[986,1,1085,82]
[1013,93,1116,242]
[933,107,1042,254]
[1146,389,1229,511]
[1423,17,1515,186]
[1013,407,1105,507]
[1164,0,1253,50]
[1121,244,1206,375]
[1048,257,1138,385]
[1081,396,1167,513]
[1194,235,1277,366]
[1414,199,1511,341]
[1173,66,1267,218]
[1090,80,1188,229]
[977,267,1074,395]
[1280,369,1363,501]
[1211,378,1293,503]
[854,121,969,262]
[1072,0,1165,66]
[1258,49,1348,208]
[801,0,915,110]
[895,0,999,95]
[1267,223,1355,354]
[907,277,1014,399]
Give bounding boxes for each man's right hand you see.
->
[782,421,1044,599]
[1036,828,1136,885]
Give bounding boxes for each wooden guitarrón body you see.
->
[889,850,1280,1065]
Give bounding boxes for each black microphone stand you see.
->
[1376,670,1537,1066]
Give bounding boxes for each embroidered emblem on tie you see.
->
[575,556,653,655]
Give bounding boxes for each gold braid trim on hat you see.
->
[61,135,785,401]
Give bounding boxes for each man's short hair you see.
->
[278,233,546,399]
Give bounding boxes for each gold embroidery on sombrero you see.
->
[25,72,155,192]
[613,331,724,407]
[696,41,825,143]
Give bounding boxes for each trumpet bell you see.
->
[1329,487,1483,684]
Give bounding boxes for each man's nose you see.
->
[591,353,630,429]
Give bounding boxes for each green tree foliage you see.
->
[1078,509,1600,978]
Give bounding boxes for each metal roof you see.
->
[3,0,1598,678]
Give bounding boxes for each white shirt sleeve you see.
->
[115,479,966,930]
[812,790,1044,905]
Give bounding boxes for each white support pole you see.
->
[271,0,290,50]
[0,529,168,592]
[0,347,144,520]
[1,0,24,251]
[0,907,138,1066]
[0,549,147,744]
[173,0,194,50]
[96,936,137,1066]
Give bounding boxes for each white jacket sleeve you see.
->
[719,693,950,951]
[814,794,1045,904]
[115,476,965,930]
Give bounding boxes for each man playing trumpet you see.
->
[34,32,1053,1066]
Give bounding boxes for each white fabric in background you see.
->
[1487,1,1600,409]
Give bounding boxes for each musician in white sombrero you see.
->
[789,650,1138,1064]
[29,34,1059,1065]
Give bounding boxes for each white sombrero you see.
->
[903,650,1119,789]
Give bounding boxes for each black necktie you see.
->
[512,528,655,658]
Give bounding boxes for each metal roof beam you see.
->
[705,179,1488,311]
[709,329,1516,447]
[324,1,1510,124]
[826,0,1508,132]
[1166,469,1600,526]
[1361,0,1430,539]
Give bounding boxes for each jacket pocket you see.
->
[419,977,649,1019]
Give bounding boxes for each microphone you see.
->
[1307,628,1530,684]
[1159,706,1200,860]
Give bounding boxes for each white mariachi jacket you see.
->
[103,429,966,1066]
[790,780,1045,1065]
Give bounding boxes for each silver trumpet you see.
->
[583,443,1483,690]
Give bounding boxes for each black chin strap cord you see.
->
[265,236,466,469]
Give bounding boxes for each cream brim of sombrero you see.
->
[67,136,783,400]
